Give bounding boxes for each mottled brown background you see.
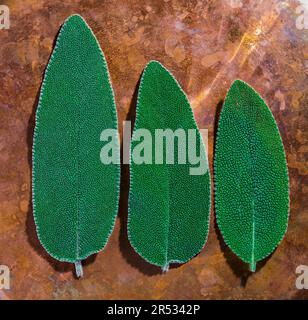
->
[0,0,307,300]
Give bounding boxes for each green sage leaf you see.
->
[214,80,289,272]
[128,61,211,271]
[32,15,120,275]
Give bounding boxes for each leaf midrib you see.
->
[241,106,257,267]
[235,88,257,267]
[75,34,85,261]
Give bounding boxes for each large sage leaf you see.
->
[32,15,120,276]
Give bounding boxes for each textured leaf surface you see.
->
[128,61,211,270]
[32,15,120,264]
[214,80,289,271]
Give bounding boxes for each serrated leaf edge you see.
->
[127,60,211,270]
[32,14,121,263]
[214,79,290,271]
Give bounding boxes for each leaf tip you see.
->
[144,60,167,74]
[230,80,262,99]
[229,79,250,91]
[64,14,88,29]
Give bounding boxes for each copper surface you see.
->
[0,0,307,299]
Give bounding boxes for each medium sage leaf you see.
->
[128,61,211,271]
[214,80,289,271]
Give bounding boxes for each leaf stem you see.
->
[162,262,169,273]
[250,261,256,272]
[75,260,83,278]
